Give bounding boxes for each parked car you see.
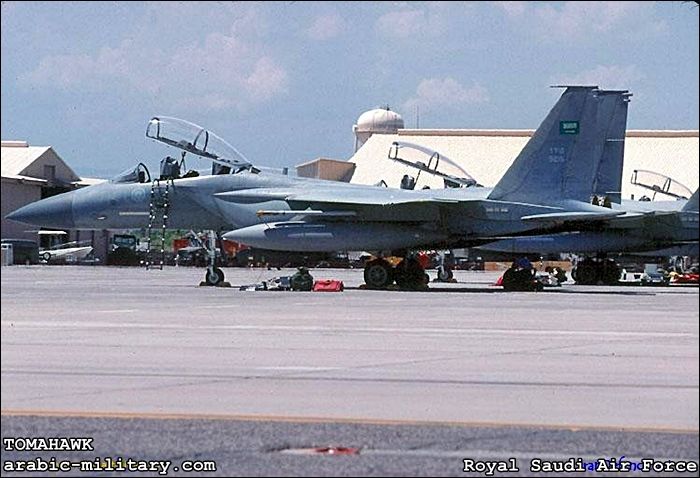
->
[641,269,670,286]
[619,268,669,286]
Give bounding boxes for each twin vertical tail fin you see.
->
[488,86,625,205]
[591,90,631,204]
[682,189,699,212]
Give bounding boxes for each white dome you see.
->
[354,107,404,134]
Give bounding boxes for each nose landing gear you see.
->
[200,230,230,287]
[205,266,225,286]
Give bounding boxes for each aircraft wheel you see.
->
[364,259,393,289]
[42,252,52,262]
[501,268,517,291]
[601,260,620,285]
[574,262,598,285]
[437,265,453,282]
[395,257,427,290]
[502,267,525,291]
[205,267,225,286]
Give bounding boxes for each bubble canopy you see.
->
[146,116,257,173]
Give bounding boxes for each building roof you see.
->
[296,157,348,168]
[296,157,356,182]
[348,129,699,200]
[0,173,48,185]
[1,141,81,183]
[397,129,699,138]
[1,145,51,177]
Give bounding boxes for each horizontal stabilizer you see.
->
[521,210,624,223]
[256,210,357,218]
[639,210,682,218]
[615,210,695,222]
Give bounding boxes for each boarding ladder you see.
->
[145,179,171,270]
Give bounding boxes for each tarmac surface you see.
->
[1,265,698,476]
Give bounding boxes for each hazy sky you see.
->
[1,1,698,178]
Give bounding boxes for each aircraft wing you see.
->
[215,187,629,229]
[214,187,459,206]
[214,187,462,223]
[217,186,462,251]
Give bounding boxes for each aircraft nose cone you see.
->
[6,193,75,228]
[222,228,251,244]
[222,225,268,245]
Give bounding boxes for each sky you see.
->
[1,1,698,178]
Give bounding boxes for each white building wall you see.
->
[349,131,699,200]
[1,179,42,241]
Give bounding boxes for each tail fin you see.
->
[682,189,699,212]
[592,90,631,204]
[488,86,605,204]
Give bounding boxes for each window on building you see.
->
[44,165,56,181]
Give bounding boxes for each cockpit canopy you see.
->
[388,141,480,190]
[111,163,151,183]
[631,169,692,200]
[146,116,257,173]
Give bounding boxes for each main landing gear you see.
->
[571,256,620,285]
[363,255,430,290]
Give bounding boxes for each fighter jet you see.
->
[476,89,698,285]
[7,86,628,288]
[479,190,699,284]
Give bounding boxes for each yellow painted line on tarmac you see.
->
[2,409,697,434]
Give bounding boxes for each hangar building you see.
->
[1,140,107,259]
[298,107,699,203]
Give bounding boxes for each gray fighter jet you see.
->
[7,86,630,288]
[476,88,698,285]
[478,190,699,284]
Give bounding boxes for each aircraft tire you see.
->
[601,260,621,285]
[502,267,539,291]
[574,263,598,285]
[394,257,426,290]
[501,268,516,291]
[364,259,393,289]
[205,267,225,286]
[437,265,454,282]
